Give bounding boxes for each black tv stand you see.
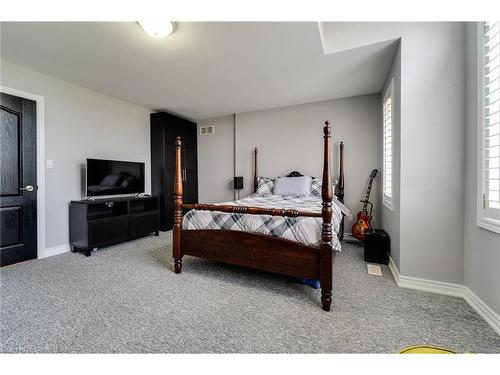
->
[69,195,160,256]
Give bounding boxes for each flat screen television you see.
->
[86,158,145,197]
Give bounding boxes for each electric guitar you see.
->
[351,169,378,241]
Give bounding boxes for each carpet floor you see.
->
[1,231,499,353]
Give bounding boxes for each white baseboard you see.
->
[463,287,500,336]
[388,256,463,297]
[397,275,464,298]
[388,255,400,282]
[388,256,499,336]
[38,244,70,259]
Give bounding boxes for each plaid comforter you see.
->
[182,194,348,251]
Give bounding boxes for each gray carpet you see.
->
[1,231,498,353]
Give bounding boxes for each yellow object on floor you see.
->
[399,345,456,354]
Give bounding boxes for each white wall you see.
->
[1,60,151,250]
[463,23,500,315]
[198,95,382,229]
[323,23,466,284]
[380,43,401,269]
[398,23,466,284]
[198,115,235,203]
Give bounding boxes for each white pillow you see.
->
[273,176,312,197]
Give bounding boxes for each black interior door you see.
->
[0,93,37,266]
[162,117,198,229]
[181,123,198,205]
[151,112,198,231]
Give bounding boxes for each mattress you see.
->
[182,194,349,251]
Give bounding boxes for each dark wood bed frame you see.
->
[172,121,345,311]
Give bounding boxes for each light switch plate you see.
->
[46,159,54,169]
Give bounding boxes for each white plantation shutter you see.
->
[479,21,500,230]
[383,79,394,209]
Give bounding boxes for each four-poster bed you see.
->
[172,121,345,311]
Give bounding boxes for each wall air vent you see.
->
[200,125,215,135]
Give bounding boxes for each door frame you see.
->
[1,85,45,259]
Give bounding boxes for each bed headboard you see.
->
[252,161,310,192]
[337,141,344,204]
[252,135,345,203]
[253,147,259,192]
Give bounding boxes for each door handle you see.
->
[19,185,35,192]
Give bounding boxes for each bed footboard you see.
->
[173,137,183,274]
[320,122,334,311]
[172,121,335,311]
[183,230,320,279]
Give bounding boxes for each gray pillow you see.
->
[310,178,339,197]
[273,176,312,197]
[255,177,275,195]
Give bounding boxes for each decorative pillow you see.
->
[255,177,275,195]
[310,178,322,197]
[310,178,339,197]
[273,176,312,197]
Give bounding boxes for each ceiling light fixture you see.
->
[138,21,175,38]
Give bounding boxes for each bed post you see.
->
[173,136,183,273]
[253,147,258,193]
[338,141,345,241]
[320,121,333,312]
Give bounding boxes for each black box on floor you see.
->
[364,229,390,265]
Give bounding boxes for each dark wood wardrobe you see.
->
[151,112,198,231]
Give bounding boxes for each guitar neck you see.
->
[362,179,375,212]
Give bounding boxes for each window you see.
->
[478,21,500,233]
[382,78,394,210]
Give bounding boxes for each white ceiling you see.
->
[1,22,398,120]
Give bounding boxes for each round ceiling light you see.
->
[138,21,175,38]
